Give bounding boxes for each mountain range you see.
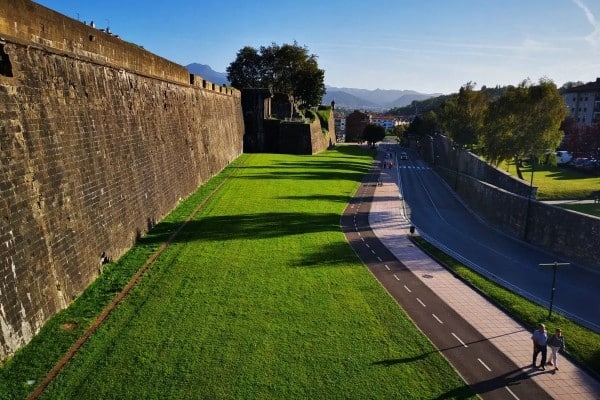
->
[186,63,229,86]
[323,87,441,111]
[185,63,440,111]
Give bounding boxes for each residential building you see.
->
[369,114,400,130]
[345,110,369,142]
[334,114,346,134]
[563,78,600,126]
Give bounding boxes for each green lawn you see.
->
[501,161,600,200]
[1,147,475,399]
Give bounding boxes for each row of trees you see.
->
[404,79,568,178]
[226,42,325,113]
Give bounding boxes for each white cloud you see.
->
[572,0,600,48]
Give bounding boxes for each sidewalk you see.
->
[368,165,600,400]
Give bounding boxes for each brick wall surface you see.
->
[0,35,243,358]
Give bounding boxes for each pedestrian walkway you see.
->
[542,199,597,205]
[368,164,600,400]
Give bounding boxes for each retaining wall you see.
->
[430,135,600,269]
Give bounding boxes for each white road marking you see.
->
[416,298,426,307]
[377,256,382,262]
[393,274,400,281]
[365,243,370,248]
[505,386,520,399]
[432,314,443,324]
[452,332,468,347]
[371,250,376,255]
[404,285,411,293]
[384,265,390,271]
[477,358,491,371]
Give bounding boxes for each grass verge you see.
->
[500,161,600,201]
[1,147,475,399]
[411,235,600,379]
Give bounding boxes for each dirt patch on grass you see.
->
[60,322,78,331]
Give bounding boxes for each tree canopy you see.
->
[362,124,386,148]
[482,79,567,169]
[439,82,488,148]
[227,42,325,109]
[403,79,568,179]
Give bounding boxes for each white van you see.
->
[555,150,573,165]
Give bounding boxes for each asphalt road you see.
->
[341,159,551,400]
[381,142,600,332]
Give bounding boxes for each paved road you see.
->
[341,158,551,399]
[380,142,600,332]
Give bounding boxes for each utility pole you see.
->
[538,262,570,318]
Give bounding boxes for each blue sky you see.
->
[34,0,600,94]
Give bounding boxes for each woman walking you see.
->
[547,328,566,371]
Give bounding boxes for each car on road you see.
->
[399,152,408,160]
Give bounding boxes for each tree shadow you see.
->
[232,165,370,183]
[277,194,353,203]
[290,240,361,267]
[138,212,344,247]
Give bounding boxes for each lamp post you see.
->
[452,144,460,190]
[523,156,536,241]
[538,262,570,318]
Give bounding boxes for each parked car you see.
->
[555,150,573,165]
[399,152,408,160]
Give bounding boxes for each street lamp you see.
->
[523,156,537,241]
[452,143,460,190]
[538,262,570,318]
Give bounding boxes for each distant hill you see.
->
[324,86,441,111]
[183,64,440,110]
[186,63,229,85]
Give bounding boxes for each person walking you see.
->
[531,323,548,370]
[547,327,566,371]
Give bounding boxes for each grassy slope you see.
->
[501,161,600,200]
[2,147,474,399]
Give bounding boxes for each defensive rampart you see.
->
[0,0,244,358]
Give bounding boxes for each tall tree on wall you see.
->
[226,46,263,88]
[439,82,488,149]
[227,42,325,115]
[482,79,567,178]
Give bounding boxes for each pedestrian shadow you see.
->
[371,351,437,366]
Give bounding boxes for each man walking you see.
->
[531,323,548,370]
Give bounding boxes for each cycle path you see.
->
[368,158,600,399]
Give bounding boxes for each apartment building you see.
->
[563,78,600,125]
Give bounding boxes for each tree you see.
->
[392,124,407,142]
[482,79,567,178]
[226,42,325,112]
[438,82,488,148]
[226,46,264,89]
[362,124,386,148]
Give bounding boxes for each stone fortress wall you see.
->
[0,0,244,358]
